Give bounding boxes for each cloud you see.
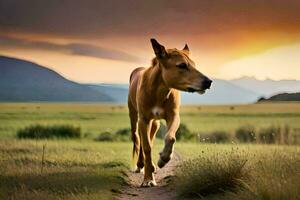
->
[0,0,299,39]
[0,36,141,63]
[0,0,299,72]
[66,43,140,62]
[217,44,300,80]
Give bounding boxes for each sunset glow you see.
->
[0,0,299,83]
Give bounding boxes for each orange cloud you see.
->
[0,0,299,82]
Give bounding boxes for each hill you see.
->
[87,80,260,105]
[4,55,299,104]
[230,76,300,97]
[258,92,300,102]
[0,56,112,102]
[181,79,259,104]
[86,84,128,104]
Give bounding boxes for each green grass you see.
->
[2,139,299,200]
[1,103,300,138]
[181,103,300,134]
[0,139,132,200]
[0,103,129,138]
[175,144,300,200]
[0,103,300,200]
[17,124,81,139]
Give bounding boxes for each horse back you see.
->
[128,67,145,111]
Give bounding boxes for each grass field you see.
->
[0,103,299,199]
[175,143,300,200]
[1,140,299,200]
[0,139,131,200]
[1,103,300,138]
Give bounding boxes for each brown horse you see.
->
[128,39,212,187]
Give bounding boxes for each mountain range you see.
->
[258,93,300,102]
[0,56,299,104]
[0,56,112,102]
[86,80,260,104]
[231,76,300,98]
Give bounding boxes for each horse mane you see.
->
[151,57,158,67]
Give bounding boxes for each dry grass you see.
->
[175,144,300,200]
[0,103,300,199]
[175,149,248,198]
[0,139,132,200]
[1,103,300,138]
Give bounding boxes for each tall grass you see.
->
[238,151,300,200]
[199,131,231,143]
[94,128,131,141]
[0,140,131,200]
[17,125,81,139]
[176,149,248,198]
[175,147,300,200]
[235,125,256,143]
[198,124,299,144]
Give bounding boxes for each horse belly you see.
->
[152,106,164,119]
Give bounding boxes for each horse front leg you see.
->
[158,113,180,168]
[139,117,157,187]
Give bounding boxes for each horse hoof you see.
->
[141,180,157,187]
[157,157,166,168]
[134,167,144,173]
[158,154,171,168]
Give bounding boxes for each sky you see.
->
[0,0,299,83]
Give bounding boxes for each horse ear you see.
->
[182,44,190,55]
[150,38,168,59]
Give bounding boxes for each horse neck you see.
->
[145,62,172,102]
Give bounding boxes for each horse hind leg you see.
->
[128,101,144,173]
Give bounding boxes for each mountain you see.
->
[91,76,299,104]
[230,76,300,98]
[87,79,260,105]
[3,55,298,104]
[181,79,259,104]
[0,56,112,102]
[258,92,300,102]
[86,84,128,104]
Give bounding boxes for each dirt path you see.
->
[118,152,181,200]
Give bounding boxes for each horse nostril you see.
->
[203,78,212,89]
[208,79,212,86]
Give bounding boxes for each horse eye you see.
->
[176,63,188,70]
